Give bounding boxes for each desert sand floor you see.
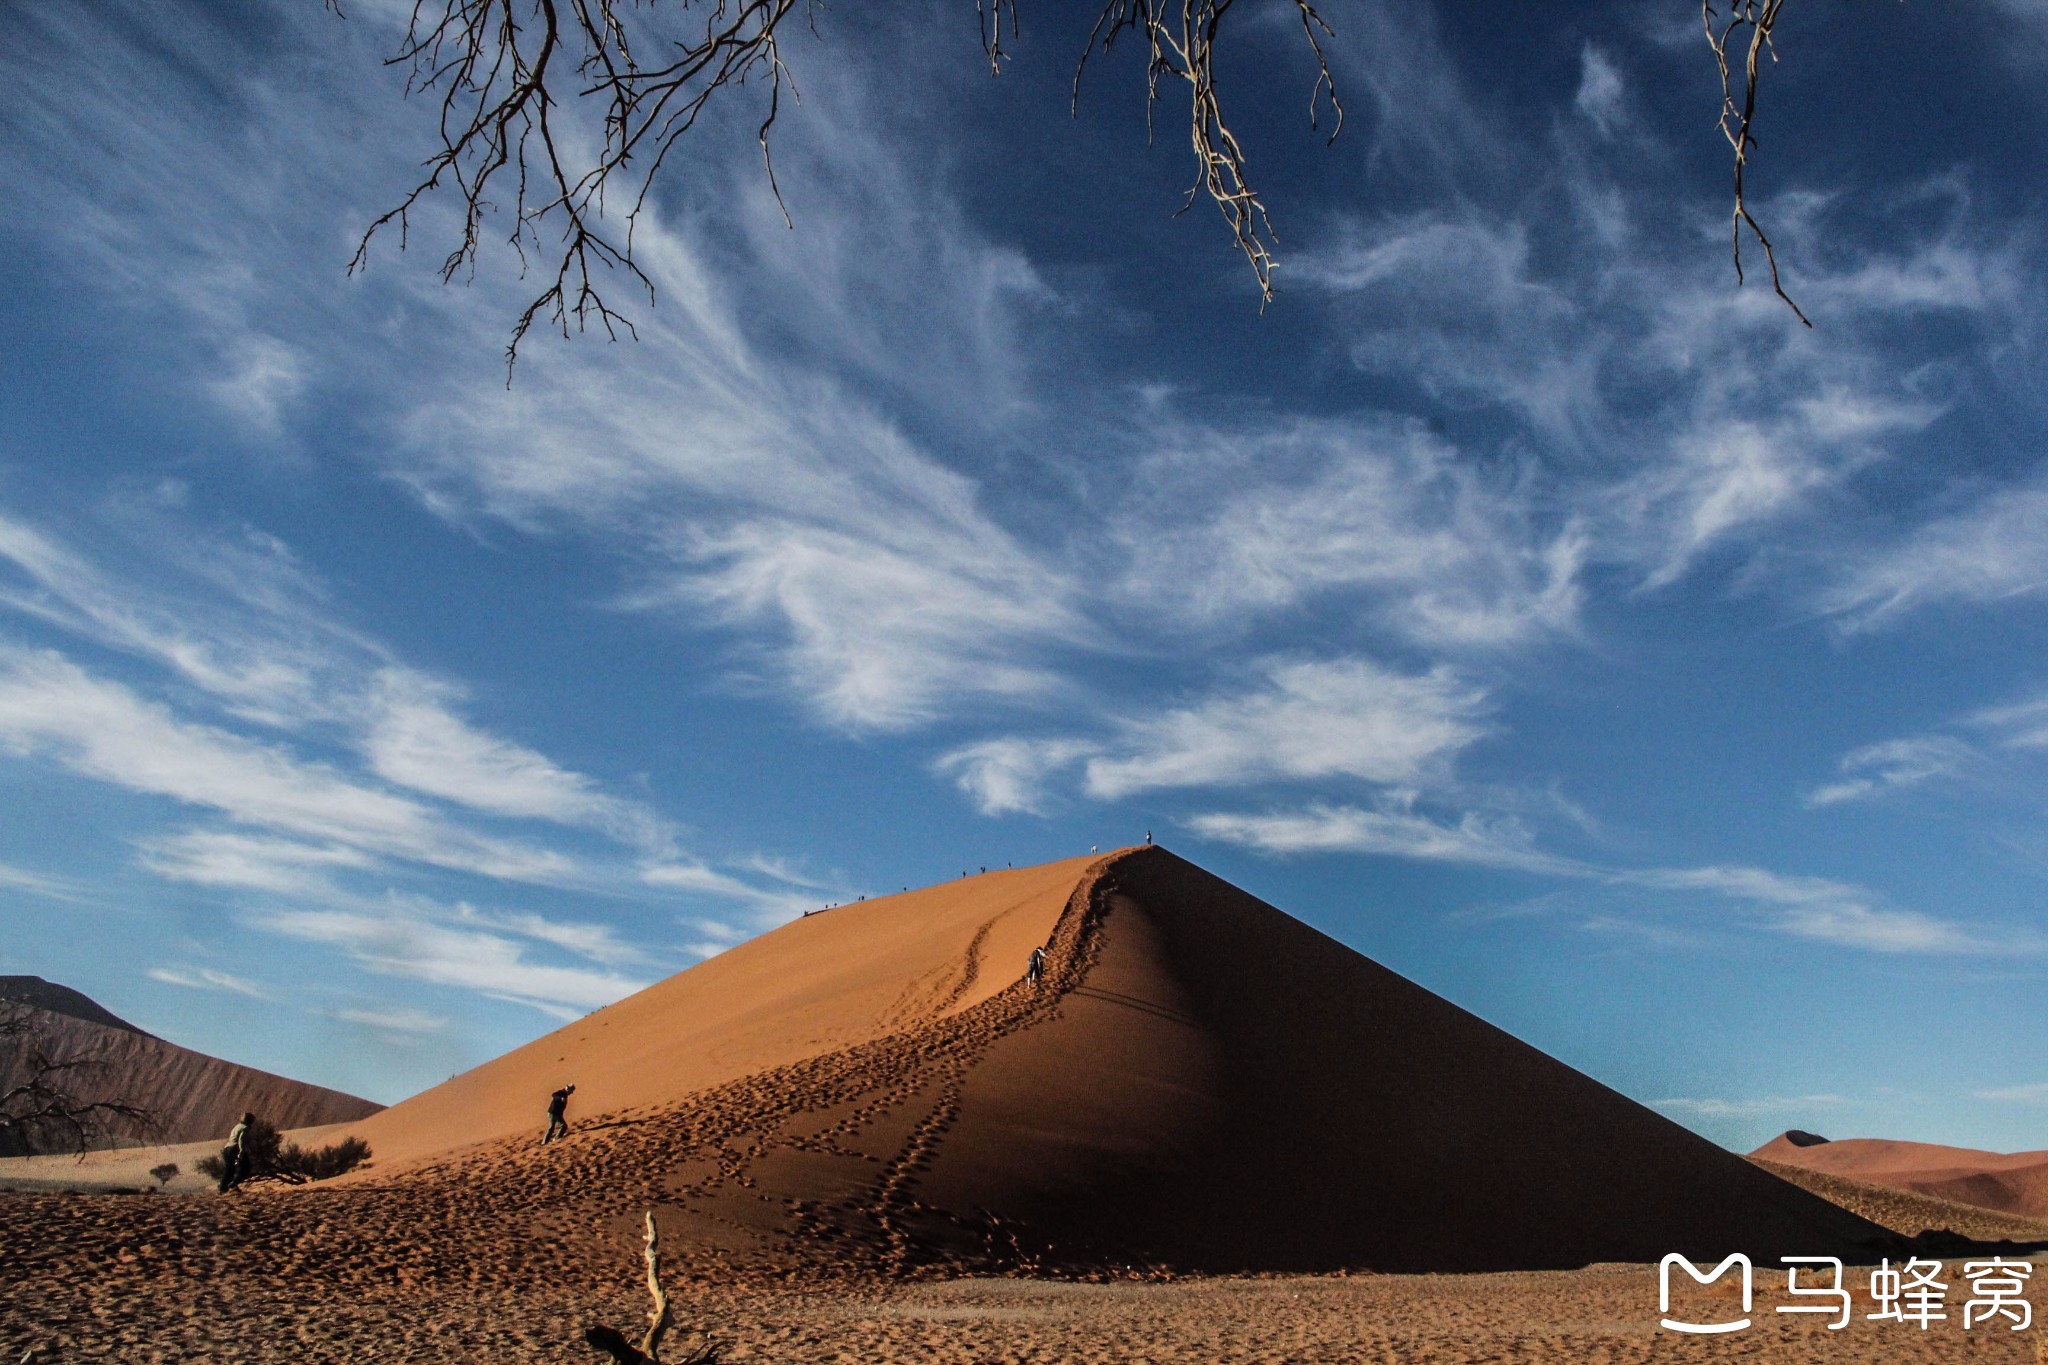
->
[7,1191,2044,1364]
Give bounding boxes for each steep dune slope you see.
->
[0,986,381,1154]
[1753,1132,2048,1221]
[343,853,1093,1169]
[339,847,1893,1275]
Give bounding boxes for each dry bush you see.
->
[195,1118,371,1186]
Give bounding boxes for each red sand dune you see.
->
[0,975,381,1154]
[324,847,1892,1274]
[1752,1131,2048,1222]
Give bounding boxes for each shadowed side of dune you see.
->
[906,848,1896,1272]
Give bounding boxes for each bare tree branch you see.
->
[584,1211,716,1364]
[1075,0,1342,308]
[353,0,1344,371]
[0,1002,160,1156]
[352,0,805,378]
[1704,0,1811,326]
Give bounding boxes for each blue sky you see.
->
[3,0,2047,1153]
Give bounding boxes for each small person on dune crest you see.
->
[1026,946,1046,990]
[217,1112,255,1194]
[543,1084,576,1145]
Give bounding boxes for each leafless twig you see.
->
[351,0,805,377]
[1076,0,1343,307]
[1704,0,1810,326]
[0,1002,160,1155]
[354,0,1346,366]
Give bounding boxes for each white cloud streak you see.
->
[939,658,1492,816]
[147,965,275,1001]
[0,861,80,901]
[1086,659,1490,799]
[934,738,1099,818]
[1188,800,1577,873]
[1112,417,1586,650]
[1974,1082,2048,1104]
[1651,1094,1849,1120]
[1573,45,1627,137]
[1190,802,2009,956]
[334,1005,449,1035]
[1823,483,2048,630]
[363,668,671,849]
[253,904,646,1015]
[0,649,576,884]
[1804,735,1975,807]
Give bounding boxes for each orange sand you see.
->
[1754,1133,2048,1223]
[9,847,2027,1364]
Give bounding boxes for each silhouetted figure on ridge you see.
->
[543,1084,576,1144]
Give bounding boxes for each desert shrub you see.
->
[196,1116,281,1182]
[285,1135,370,1180]
[149,1162,179,1187]
[195,1118,370,1185]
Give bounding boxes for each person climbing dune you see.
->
[542,1083,575,1144]
[1026,946,1046,990]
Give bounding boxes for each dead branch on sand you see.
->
[585,1211,715,1365]
[0,1002,160,1156]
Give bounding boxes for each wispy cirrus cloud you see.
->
[1969,694,2048,749]
[1651,1094,1850,1120]
[1191,801,2011,955]
[363,668,672,850]
[0,861,81,901]
[334,1004,450,1036]
[1619,864,2002,954]
[147,965,275,1001]
[0,504,353,724]
[1573,44,1628,138]
[1110,417,1586,650]
[1804,735,1976,807]
[1300,179,2011,603]
[252,902,648,1018]
[0,648,577,885]
[935,738,1099,818]
[939,658,1492,816]
[1974,1081,2048,1104]
[138,831,377,895]
[1188,799,1575,873]
[1821,482,2048,630]
[1085,659,1489,798]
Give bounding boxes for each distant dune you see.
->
[1752,1130,2048,1222]
[322,847,1891,1274]
[1750,1155,2048,1243]
[0,975,382,1155]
